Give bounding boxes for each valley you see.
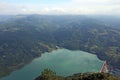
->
[0,15,120,78]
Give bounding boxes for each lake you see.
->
[0,49,103,80]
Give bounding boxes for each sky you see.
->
[0,0,120,15]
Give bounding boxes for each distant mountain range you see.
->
[0,15,120,77]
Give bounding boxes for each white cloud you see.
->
[0,0,120,15]
[0,2,39,14]
[40,7,66,14]
[0,2,20,14]
[72,0,120,4]
[69,0,120,15]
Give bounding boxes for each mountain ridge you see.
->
[0,15,120,77]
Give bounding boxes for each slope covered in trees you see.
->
[0,15,120,77]
[35,69,120,80]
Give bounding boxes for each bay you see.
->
[0,49,103,80]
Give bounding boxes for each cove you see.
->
[0,49,103,80]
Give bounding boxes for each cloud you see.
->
[72,0,120,4]
[0,2,39,14]
[0,2,20,14]
[0,0,120,15]
[40,7,66,14]
[69,0,120,15]
[0,1,68,15]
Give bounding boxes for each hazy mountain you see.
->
[0,15,120,77]
[88,15,120,29]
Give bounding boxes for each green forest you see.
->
[35,69,120,80]
[0,15,120,77]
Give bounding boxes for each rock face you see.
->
[35,69,120,80]
[100,61,109,73]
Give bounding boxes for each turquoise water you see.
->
[0,49,103,80]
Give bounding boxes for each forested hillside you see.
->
[0,15,120,77]
[35,69,120,80]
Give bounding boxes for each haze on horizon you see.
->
[0,0,120,15]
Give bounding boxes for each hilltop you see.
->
[35,69,120,80]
